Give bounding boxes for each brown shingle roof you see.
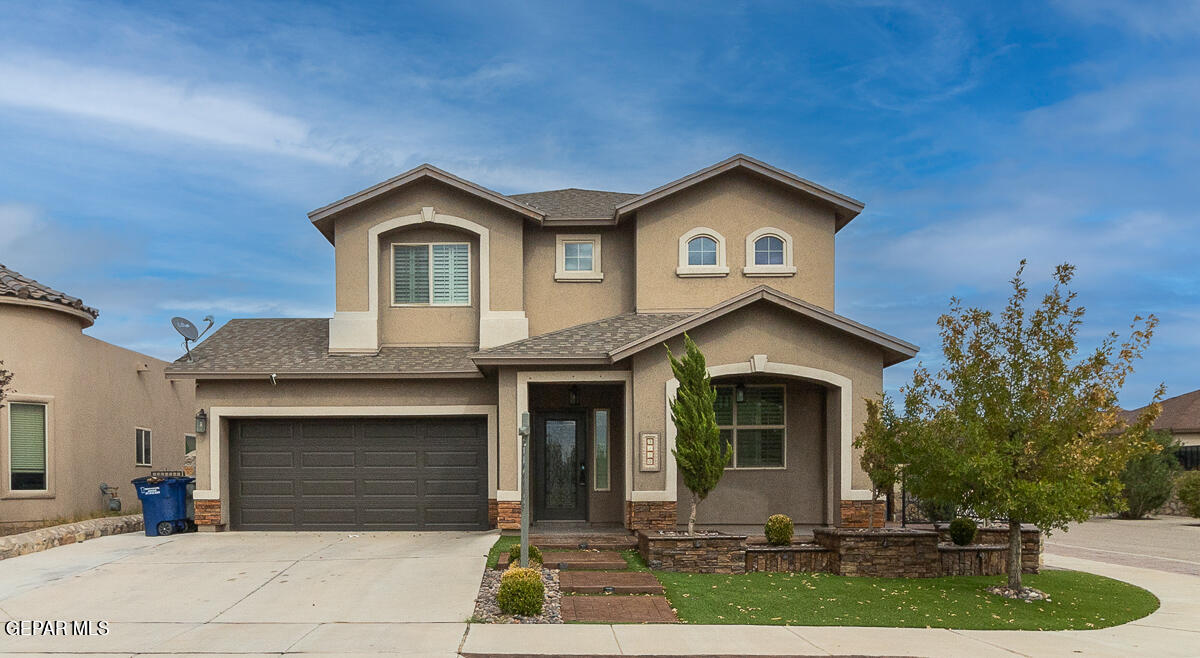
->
[1122,389,1200,433]
[508,188,639,219]
[472,312,694,362]
[165,318,480,378]
[0,263,98,320]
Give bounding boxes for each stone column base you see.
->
[840,500,885,528]
[487,499,498,529]
[194,499,224,530]
[625,501,677,531]
[497,501,521,530]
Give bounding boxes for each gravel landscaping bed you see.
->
[472,566,563,623]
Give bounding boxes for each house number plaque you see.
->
[640,432,661,472]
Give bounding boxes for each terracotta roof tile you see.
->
[0,263,98,319]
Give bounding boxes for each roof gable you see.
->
[614,154,864,231]
[1122,388,1200,433]
[608,286,917,366]
[307,164,545,243]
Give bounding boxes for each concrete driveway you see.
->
[1044,515,1200,576]
[0,529,497,656]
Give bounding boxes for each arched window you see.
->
[753,235,784,265]
[744,227,796,276]
[687,236,718,266]
[677,227,728,277]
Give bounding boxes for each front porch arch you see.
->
[656,355,871,520]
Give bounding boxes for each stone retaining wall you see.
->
[744,545,833,573]
[638,532,747,574]
[935,524,1042,574]
[814,528,941,578]
[0,515,143,561]
[938,544,1007,576]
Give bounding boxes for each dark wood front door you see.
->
[533,412,587,520]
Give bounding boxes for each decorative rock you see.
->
[985,584,1051,601]
[472,566,562,624]
[0,514,144,562]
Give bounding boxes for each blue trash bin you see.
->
[132,473,195,537]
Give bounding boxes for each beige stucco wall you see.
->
[522,223,636,336]
[377,225,480,346]
[0,302,195,525]
[628,301,885,498]
[333,178,527,317]
[1173,431,1200,447]
[191,376,497,496]
[680,376,828,525]
[634,170,837,313]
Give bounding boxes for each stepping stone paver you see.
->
[560,595,678,623]
[559,571,664,594]
[497,550,626,570]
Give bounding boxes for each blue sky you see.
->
[0,1,1196,407]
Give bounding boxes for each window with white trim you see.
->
[9,402,47,491]
[676,227,729,277]
[715,385,785,468]
[743,227,796,276]
[135,428,152,467]
[393,242,471,305]
[555,234,603,281]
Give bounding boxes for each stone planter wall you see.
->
[0,515,143,561]
[935,524,1042,574]
[744,545,833,573]
[814,528,941,578]
[938,544,1007,576]
[638,531,747,574]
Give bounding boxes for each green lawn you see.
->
[486,535,520,569]
[656,569,1159,630]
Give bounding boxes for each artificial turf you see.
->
[655,569,1159,630]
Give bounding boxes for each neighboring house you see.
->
[167,154,918,532]
[0,265,196,533]
[1122,389,1200,470]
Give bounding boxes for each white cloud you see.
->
[0,55,349,164]
[0,203,40,250]
[1054,0,1200,39]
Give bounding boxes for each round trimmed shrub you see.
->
[507,543,543,566]
[948,517,978,546]
[1177,471,1200,518]
[764,513,793,545]
[497,566,544,616]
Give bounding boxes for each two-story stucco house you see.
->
[167,154,917,533]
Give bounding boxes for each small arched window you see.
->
[687,236,718,266]
[744,227,796,276]
[677,227,729,277]
[753,235,784,265]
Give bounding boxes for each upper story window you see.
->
[688,236,718,265]
[9,402,47,491]
[676,227,729,277]
[393,242,471,305]
[555,234,603,282]
[743,227,797,277]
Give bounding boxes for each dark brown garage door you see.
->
[229,417,488,531]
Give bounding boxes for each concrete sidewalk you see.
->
[459,554,1200,657]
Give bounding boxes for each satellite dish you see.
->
[171,315,215,362]
[171,317,199,341]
